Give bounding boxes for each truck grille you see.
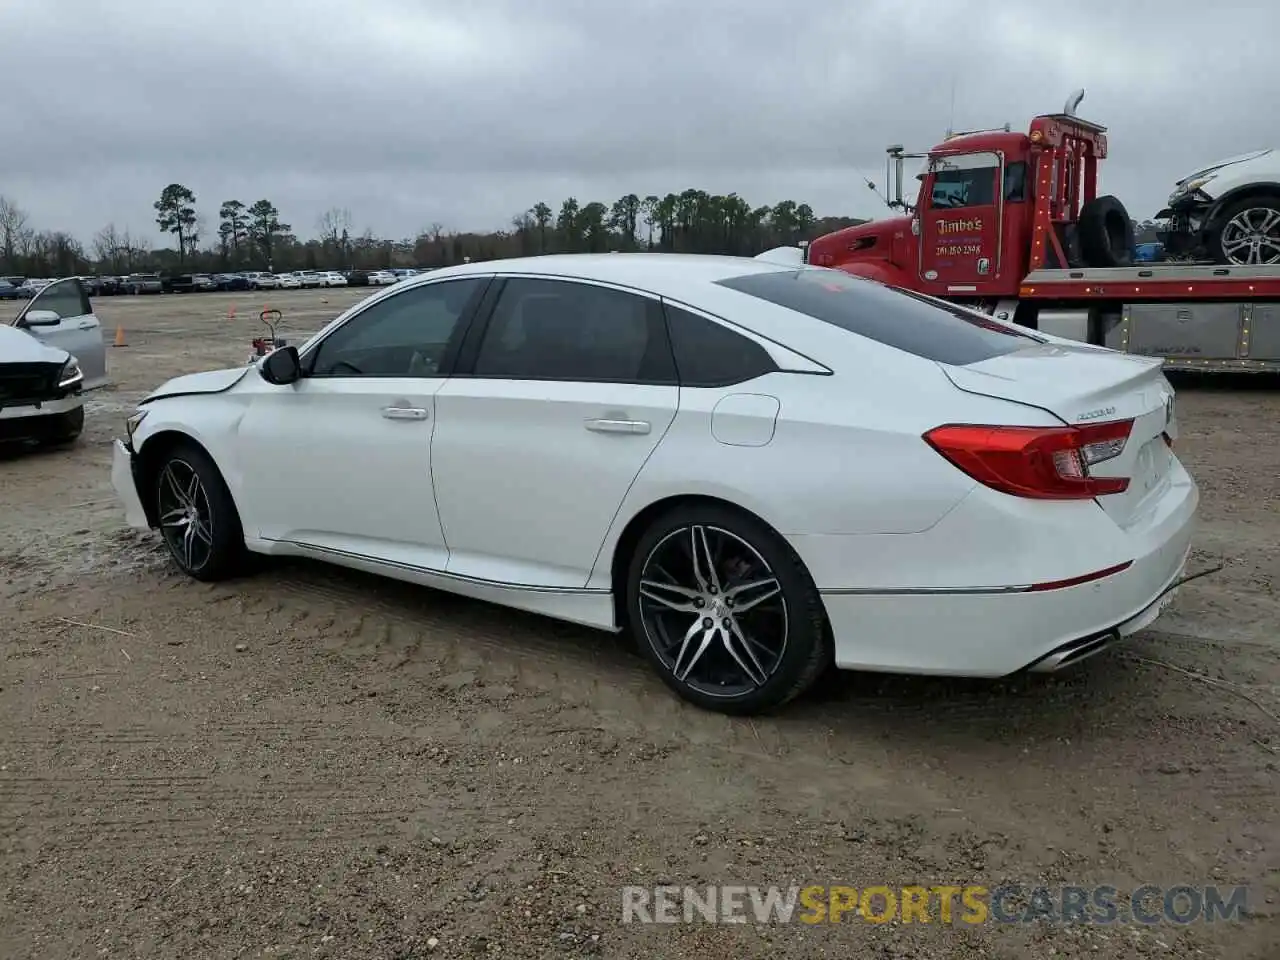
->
[0,362,61,406]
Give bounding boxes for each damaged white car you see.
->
[0,324,86,444]
[1157,149,1280,265]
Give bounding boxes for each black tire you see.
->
[38,405,84,445]
[1205,194,1280,266]
[150,440,246,582]
[624,503,830,715]
[1078,195,1135,268]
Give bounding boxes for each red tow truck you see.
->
[804,90,1280,371]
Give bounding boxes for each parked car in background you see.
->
[7,276,108,390]
[124,274,164,295]
[367,270,396,286]
[316,271,347,288]
[276,274,301,290]
[247,273,280,290]
[109,254,1197,715]
[215,273,251,291]
[295,271,320,288]
[84,276,125,296]
[0,278,33,300]
[345,270,370,287]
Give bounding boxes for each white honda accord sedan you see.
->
[110,254,1198,714]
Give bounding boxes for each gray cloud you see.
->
[2,0,1274,244]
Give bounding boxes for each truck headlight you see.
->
[58,357,83,388]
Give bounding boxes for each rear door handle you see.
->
[585,418,651,435]
[381,406,429,421]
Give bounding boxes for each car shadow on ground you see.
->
[0,439,79,462]
[245,553,1159,754]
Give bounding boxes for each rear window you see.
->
[714,269,1039,366]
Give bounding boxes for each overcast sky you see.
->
[2,0,1274,246]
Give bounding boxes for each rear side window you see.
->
[472,278,675,383]
[664,305,778,387]
[714,269,1038,366]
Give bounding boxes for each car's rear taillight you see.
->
[923,420,1134,500]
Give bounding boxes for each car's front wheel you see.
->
[151,441,246,581]
[1208,195,1280,265]
[625,504,830,715]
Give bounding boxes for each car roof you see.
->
[386,253,892,364]
[411,253,792,299]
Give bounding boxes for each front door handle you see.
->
[381,406,429,421]
[585,418,651,435]
[77,321,96,330]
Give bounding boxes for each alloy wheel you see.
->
[157,459,215,573]
[637,524,788,698]
[1220,207,1280,265]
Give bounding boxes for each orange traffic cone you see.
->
[112,324,127,347]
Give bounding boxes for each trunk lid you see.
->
[940,343,1177,527]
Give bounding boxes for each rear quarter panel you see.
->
[586,338,1063,592]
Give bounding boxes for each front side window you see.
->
[471,278,675,383]
[715,268,1039,366]
[308,277,487,377]
[929,152,1002,209]
[30,278,91,320]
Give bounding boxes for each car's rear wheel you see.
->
[625,504,830,715]
[152,441,246,581]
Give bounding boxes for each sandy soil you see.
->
[1,290,1277,959]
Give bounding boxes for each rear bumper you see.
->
[111,438,151,529]
[812,472,1199,677]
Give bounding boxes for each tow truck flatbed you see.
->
[1020,263,1280,301]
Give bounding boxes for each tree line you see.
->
[0,184,867,279]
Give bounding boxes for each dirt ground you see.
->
[1,290,1277,959]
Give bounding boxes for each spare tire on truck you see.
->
[1078,195,1135,268]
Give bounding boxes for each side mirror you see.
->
[259,345,302,385]
[20,309,61,327]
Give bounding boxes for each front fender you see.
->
[1203,180,1280,226]
[130,395,251,525]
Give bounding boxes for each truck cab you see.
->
[807,95,1114,307]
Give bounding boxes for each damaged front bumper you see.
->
[111,438,151,530]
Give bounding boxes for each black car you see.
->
[214,273,251,291]
[345,270,370,287]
